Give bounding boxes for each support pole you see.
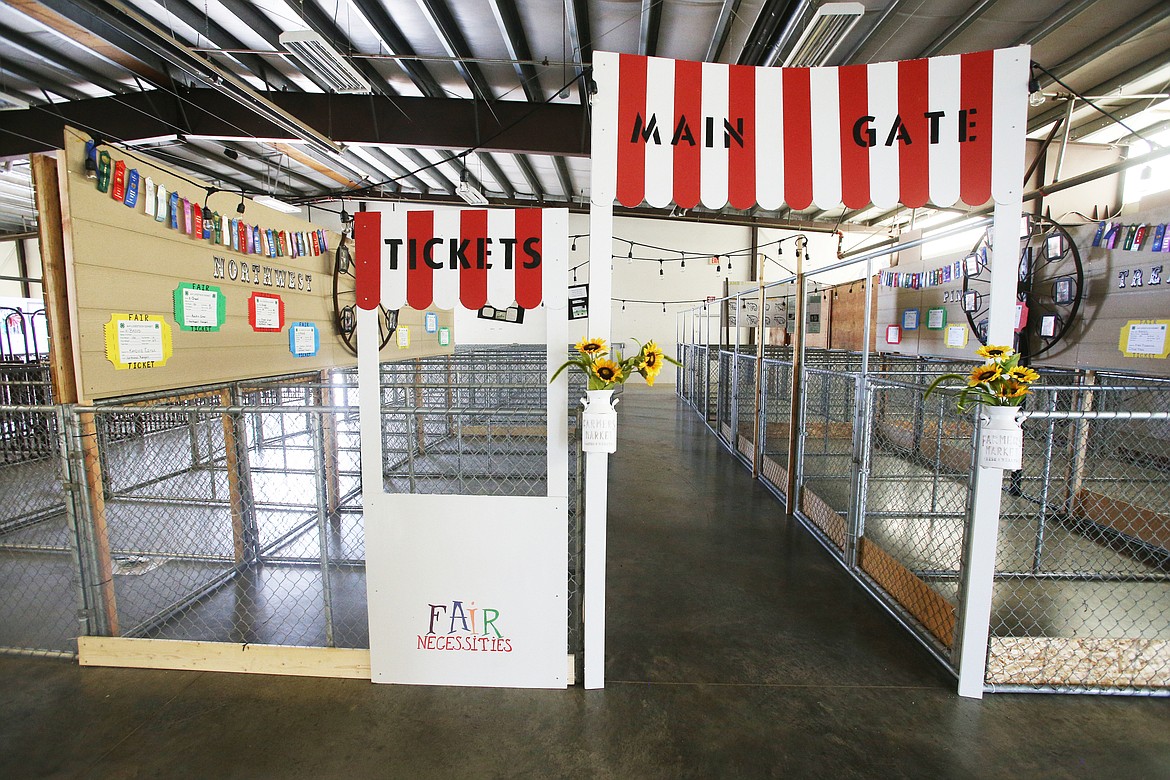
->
[78,411,118,636]
[318,369,341,521]
[785,237,806,516]
[957,199,1024,699]
[752,230,764,478]
[584,52,618,690]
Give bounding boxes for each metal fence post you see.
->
[311,415,336,648]
[57,405,97,640]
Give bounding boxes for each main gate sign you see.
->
[597,47,1029,212]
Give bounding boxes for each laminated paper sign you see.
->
[172,283,226,331]
[103,314,173,370]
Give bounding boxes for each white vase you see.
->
[581,388,618,454]
[978,404,1024,470]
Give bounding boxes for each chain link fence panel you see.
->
[986,383,1170,692]
[0,406,83,656]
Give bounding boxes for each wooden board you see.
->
[859,537,956,647]
[78,636,372,679]
[55,126,453,402]
[1073,488,1170,553]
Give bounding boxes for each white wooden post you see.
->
[956,47,1030,699]
[585,54,618,689]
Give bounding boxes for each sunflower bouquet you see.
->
[924,345,1040,412]
[551,337,681,390]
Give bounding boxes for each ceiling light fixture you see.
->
[456,169,489,206]
[253,195,302,214]
[279,30,371,94]
[774,2,865,68]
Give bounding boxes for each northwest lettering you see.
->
[382,237,541,271]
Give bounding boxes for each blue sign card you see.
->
[424,311,439,333]
[289,321,319,357]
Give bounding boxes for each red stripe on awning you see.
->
[617,54,648,208]
[513,209,543,309]
[459,209,488,310]
[673,58,702,209]
[407,210,434,310]
[727,64,756,210]
[782,67,813,211]
[898,57,930,208]
[960,50,994,206]
[838,63,870,210]
[354,212,381,311]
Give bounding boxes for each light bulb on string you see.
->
[716,254,722,273]
[571,237,577,252]
[622,301,626,311]
[627,242,634,264]
[662,302,666,313]
[659,261,664,277]
[679,251,685,273]
[573,267,578,282]
[727,254,733,272]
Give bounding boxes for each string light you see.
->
[627,242,634,263]
[573,268,577,282]
[662,302,666,313]
[715,255,722,273]
[659,261,664,276]
[727,254,733,272]
[679,251,685,273]
[571,237,577,251]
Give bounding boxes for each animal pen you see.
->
[677,292,1170,695]
[0,347,585,675]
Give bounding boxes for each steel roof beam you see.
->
[639,0,663,58]
[564,0,593,67]
[0,23,128,95]
[553,157,575,202]
[349,0,445,98]
[705,0,742,62]
[415,0,496,102]
[476,152,516,199]
[1029,53,1170,133]
[513,154,545,200]
[488,0,544,103]
[0,59,91,102]
[1032,4,1170,93]
[156,0,298,92]
[0,90,587,158]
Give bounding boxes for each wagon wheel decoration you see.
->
[961,214,1084,361]
[332,237,397,356]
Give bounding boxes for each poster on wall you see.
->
[103,314,173,370]
[248,292,285,332]
[568,284,589,320]
[902,309,919,331]
[172,283,226,332]
[886,325,901,344]
[946,324,969,348]
[1120,320,1170,359]
[288,321,319,357]
[927,307,947,330]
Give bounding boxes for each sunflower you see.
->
[976,345,1014,360]
[575,337,607,356]
[639,342,664,373]
[968,364,1002,386]
[1000,380,1030,399]
[591,358,623,384]
[1008,366,1040,384]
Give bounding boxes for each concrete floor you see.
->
[3,387,1170,778]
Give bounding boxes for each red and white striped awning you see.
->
[590,47,1029,212]
[354,207,567,312]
